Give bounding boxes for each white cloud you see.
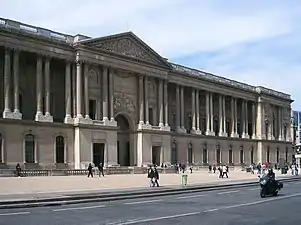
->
[0,0,300,107]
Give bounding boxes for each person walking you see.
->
[87,163,93,178]
[98,163,104,177]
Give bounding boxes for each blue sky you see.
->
[1,0,300,108]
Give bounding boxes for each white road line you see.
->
[176,194,205,199]
[204,192,301,213]
[124,199,162,205]
[247,187,259,191]
[119,212,201,224]
[0,212,30,216]
[52,205,106,212]
[217,190,239,195]
[118,192,301,224]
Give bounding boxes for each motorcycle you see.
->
[259,175,283,198]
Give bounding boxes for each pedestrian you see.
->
[98,163,104,177]
[213,165,216,173]
[222,165,228,178]
[153,166,160,187]
[148,166,154,187]
[16,163,21,177]
[87,163,93,178]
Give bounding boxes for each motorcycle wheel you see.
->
[260,188,265,198]
[273,191,278,196]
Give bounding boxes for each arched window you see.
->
[0,133,3,163]
[25,134,35,163]
[55,136,65,163]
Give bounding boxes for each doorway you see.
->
[93,143,104,166]
[116,114,131,166]
[152,146,161,166]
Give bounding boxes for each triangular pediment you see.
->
[81,32,170,68]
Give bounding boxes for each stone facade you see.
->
[0,18,294,169]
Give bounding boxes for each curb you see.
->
[0,177,300,209]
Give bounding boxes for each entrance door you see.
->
[152,146,161,166]
[93,143,104,166]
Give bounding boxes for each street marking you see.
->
[247,188,259,191]
[176,194,205,199]
[124,199,162,205]
[118,192,301,224]
[118,212,201,224]
[0,212,30,216]
[204,192,301,213]
[52,205,106,212]
[218,190,239,195]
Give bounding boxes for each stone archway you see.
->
[115,114,131,166]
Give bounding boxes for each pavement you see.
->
[0,179,300,225]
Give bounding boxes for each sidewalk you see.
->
[0,170,290,196]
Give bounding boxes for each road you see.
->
[0,180,300,225]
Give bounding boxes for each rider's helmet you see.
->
[268,168,273,174]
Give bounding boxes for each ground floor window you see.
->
[203,148,207,164]
[55,136,65,163]
[0,133,2,163]
[240,146,244,164]
[228,149,233,164]
[25,134,35,163]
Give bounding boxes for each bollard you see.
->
[181,174,188,187]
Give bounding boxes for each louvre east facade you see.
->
[0,18,293,169]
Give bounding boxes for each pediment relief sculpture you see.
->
[90,35,165,65]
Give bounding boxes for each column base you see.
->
[35,112,45,122]
[242,134,250,139]
[195,129,202,135]
[3,110,14,119]
[252,134,257,139]
[105,119,117,127]
[219,132,227,137]
[176,127,186,133]
[268,135,275,140]
[206,130,215,136]
[231,133,239,138]
[44,113,53,122]
[13,110,22,119]
[64,115,74,124]
[138,123,152,130]
[161,125,170,131]
[74,116,87,125]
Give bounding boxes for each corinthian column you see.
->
[164,80,168,127]
[176,84,181,131]
[219,95,223,136]
[158,79,164,127]
[35,55,44,121]
[223,96,226,136]
[191,89,196,131]
[102,66,109,122]
[3,48,13,119]
[64,61,73,124]
[84,64,90,120]
[206,91,211,135]
[44,57,53,122]
[241,100,246,138]
[196,89,200,134]
[180,86,186,131]
[109,69,115,122]
[144,76,149,125]
[138,75,144,126]
[13,49,22,119]
[252,102,256,139]
[244,101,249,138]
[75,59,83,120]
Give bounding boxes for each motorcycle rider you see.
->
[267,168,275,180]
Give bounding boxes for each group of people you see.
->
[209,164,229,178]
[87,163,105,178]
[147,165,160,187]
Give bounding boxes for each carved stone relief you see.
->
[113,93,136,120]
[96,37,159,64]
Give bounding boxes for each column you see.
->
[278,107,283,141]
[191,89,196,131]
[35,55,44,121]
[234,98,238,135]
[280,108,284,140]
[223,96,226,135]
[244,101,249,138]
[158,79,164,127]
[72,63,77,118]
[64,61,73,123]
[84,64,90,119]
[196,89,200,133]
[44,57,53,122]
[210,93,214,133]
[176,84,180,131]
[164,80,168,127]
[219,95,223,136]
[180,86,185,130]
[252,102,256,139]
[75,60,83,119]
[109,69,115,121]
[3,48,13,118]
[102,66,109,121]
[138,75,144,125]
[231,97,235,136]
[144,76,149,125]
[13,49,22,119]
[241,100,246,138]
[206,91,211,135]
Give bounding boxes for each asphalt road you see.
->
[0,180,300,225]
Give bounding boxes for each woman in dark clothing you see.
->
[87,163,93,177]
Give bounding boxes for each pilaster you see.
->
[3,47,13,119]
[12,49,22,119]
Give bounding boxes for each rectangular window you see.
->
[188,147,193,164]
[276,150,279,163]
[240,149,244,164]
[251,149,254,164]
[203,148,207,164]
[228,149,233,164]
[89,99,96,120]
